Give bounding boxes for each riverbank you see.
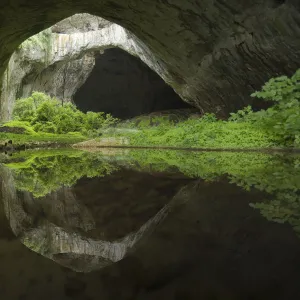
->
[72,118,288,151]
[0,118,298,153]
[0,131,87,150]
[73,138,300,153]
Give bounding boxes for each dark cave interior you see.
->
[73,48,193,119]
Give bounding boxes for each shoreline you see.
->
[72,141,300,154]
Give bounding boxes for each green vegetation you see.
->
[112,119,277,149]
[12,92,118,135]
[2,69,300,150]
[231,69,300,147]
[98,69,300,149]
[3,148,300,236]
[0,130,86,147]
[0,92,120,146]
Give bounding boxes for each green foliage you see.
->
[251,70,300,103]
[108,117,276,149]
[100,69,300,150]
[12,92,119,136]
[13,92,51,122]
[9,70,300,150]
[200,112,218,122]
[248,69,300,146]
[228,106,254,122]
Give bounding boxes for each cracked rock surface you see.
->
[0,1,300,119]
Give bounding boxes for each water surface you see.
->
[1,148,300,300]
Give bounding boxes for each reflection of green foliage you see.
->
[125,149,276,180]
[5,149,118,197]
[250,192,300,230]
[5,148,300,236]
[120,149,300,235]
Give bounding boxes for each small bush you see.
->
[250,69,300,146]
[12,92,119,136]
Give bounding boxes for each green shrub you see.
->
[13,92,52,122]
[12,92,119,136]
[249,69,300,146]
[228,106,254,122]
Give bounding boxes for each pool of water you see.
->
[0,148,300,299]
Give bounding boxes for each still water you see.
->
[0,148,300,300]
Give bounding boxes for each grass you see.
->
[97,118,281,150]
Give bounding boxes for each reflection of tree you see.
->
[123,150,300,236]
[5,150,119,197]
[1,161,191,272]
[250,192,300,235]
[226,157,300,235]
[3,148,300,237]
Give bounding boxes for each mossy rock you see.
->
[0,126,26,134]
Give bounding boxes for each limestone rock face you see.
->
[21,54,96,103]
[0,14,179,120]
[52,13,111,34]
[0,1,300,119]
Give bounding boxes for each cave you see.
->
[73,48,193,119]
[1,1,300,120]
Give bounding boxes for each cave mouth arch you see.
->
[73,48,194,119]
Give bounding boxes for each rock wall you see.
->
[0,14,177,121]
[20,54,96,103]
[0,1,300,120]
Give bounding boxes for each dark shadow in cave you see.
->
[73,48,194,119]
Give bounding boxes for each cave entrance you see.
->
[73,48,193,119]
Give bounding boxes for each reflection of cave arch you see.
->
[0,164,191,272]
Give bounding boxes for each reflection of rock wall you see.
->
[2,162,300,299]
[0,165,190,272]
